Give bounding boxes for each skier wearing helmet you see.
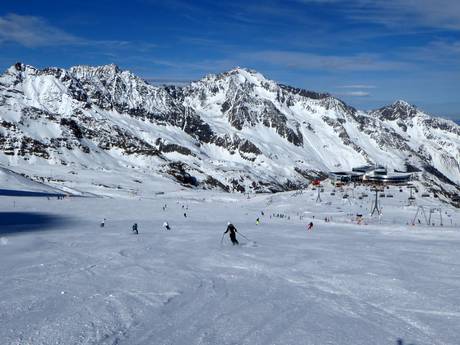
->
[224,222,239,245]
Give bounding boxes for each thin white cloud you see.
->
[343,0,460,31]
[335,91,370,97]
[0,13,158,53]
[292,0,460,30]
[242,50,409,71]
[294,0,343,3]
[339,84,376,89]
[0,13,81,47]
[401,40,460,66]
[151,58,238,72]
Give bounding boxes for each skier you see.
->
[132,223,138,234]
[100,218,106,228]
[307,222,314,231]
[256,217,260,225]
[184,212,187,218]
[163,221,171,230]
[224,222,239,245]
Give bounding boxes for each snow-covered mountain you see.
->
[0,62,459,203]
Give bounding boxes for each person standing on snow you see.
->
[307,222,314,231]
[224,222,239,245]
[132,223,138,234]
[100,218,106,228]
[163,221,171,230]
[256,217,260,225]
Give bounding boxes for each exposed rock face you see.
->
[155,138,193,156]
[212,134,261,158]
[372,100,418,121]
[0,63,459,200]
[165,162,198,187]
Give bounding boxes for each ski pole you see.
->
[220,233,225,245]
[237,232,251,241]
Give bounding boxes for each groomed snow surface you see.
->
[1,185,460,345]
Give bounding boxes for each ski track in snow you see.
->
[1,186,460,345]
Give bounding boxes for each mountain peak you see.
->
[100,63,121,73]
[392,100,415,109]
[228,66,259,75]
[371,99,419,121]
[5,62,38,75]
[215,67,270,84]
[70,63,121,75]
[11,62,25,72]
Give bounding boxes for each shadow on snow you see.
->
[0,189,66,197]
[0,212,70,235]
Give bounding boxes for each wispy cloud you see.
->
[294,0,343,3]
[339,84,376,89]
[335,91,370,97]
[400,40,460,67]
[151,58,238,73]
[291,0,460,31]
[0,13,157,54]
[0,13,81,47]
[342,0,460,31]
[242,50,409,71]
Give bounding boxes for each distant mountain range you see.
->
[0,63,459,204]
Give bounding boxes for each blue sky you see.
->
[0,0,459,120]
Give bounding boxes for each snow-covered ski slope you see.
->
[1,184,459,345]
[0,166,65,195]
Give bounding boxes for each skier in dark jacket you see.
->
[132,223,138,234]
[224,222,239,245]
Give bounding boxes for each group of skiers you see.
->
[131,221,172,234]
[271,213,290,220]
[100,219,170,234]
[99,218,316,242]
[99,202,317,242]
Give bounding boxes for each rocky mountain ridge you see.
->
[0,62,459,204]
